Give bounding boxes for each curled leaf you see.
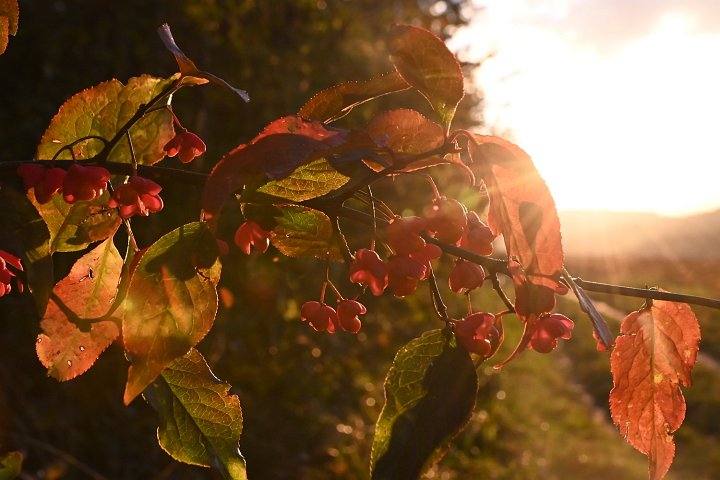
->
[158,23,249,102]
[609,299,700,480]
[0,0,19,55]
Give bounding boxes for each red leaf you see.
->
[364,109,460,173]
[388,25,464,131]
[469,135,563,314]
[122,222,221,404]
[202,117,351,223]
[609,300,701,480]
[298,71,410,123]
[36,237,121,380]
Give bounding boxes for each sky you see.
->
[450,0,720,216]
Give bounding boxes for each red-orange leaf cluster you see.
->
[610,300,701,480]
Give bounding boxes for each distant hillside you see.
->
[558,209,720,260]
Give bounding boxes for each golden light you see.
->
[453,4,720,216]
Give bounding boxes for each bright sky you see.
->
[450,0,720,216]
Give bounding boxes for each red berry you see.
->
[528,313,574,353]
[460,211,495,256]
[62,164,110,204]
[387,216,427,255]
[300,301,338,333]
[454,312,499,357]
[164,129,206,164]
[108,176,163,218]
[17,163,67,204]
[337,299,366,333]
[424,197,467,244]
[448,259,485,294]
[233,221,270,255]
[349,248,387,296]
[0,250,23,297]
[387,256,426,297]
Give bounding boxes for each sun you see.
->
[463,8,720,216]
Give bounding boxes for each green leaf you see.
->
[270,205,341,260]
[371,330,478,480]
[0,451,22,480]
[388,25,464,132]
[0,183,52,315]
[145,348,246,480]
[298,71,410,123]
[36,237,121,381]
[30,189,121,254]
[36,75,176,165]
[122,222,221,404]
[256,158,349,201]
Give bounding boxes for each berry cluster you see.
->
[16,128,205,220]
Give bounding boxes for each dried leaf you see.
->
[144,348,246,480]
[610,300,701,480]
[388,25,464,132]
[298,71,410,123]
[371,330,478,479]
[36,237,121,380]
[158,24,249,102]
[122,222,221,404]
[36,75,176,165]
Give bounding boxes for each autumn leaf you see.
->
[36,75,176,165]
[609,299,701,480]
[298,71,410,123]
[371,330,478,479]
[388,25,464,132]
[30,189,121,254]
[270,205,341,261]
[0,0,18,55]
[256,158,349,202]
[36,237,122,381]
[144,348,246,480]
[122,222,221,405]
[469,135,564,316]
[364,108,455,172]
[203,117,352,223]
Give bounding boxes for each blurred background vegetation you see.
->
[2,1,720,479]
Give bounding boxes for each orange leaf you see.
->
[298,71,410,123]
[609,300,701,480]
[0,0,19,55]
[388,25,464,132]
[36,237,121,380]
[364,109,461,173]
[469,135,563,315]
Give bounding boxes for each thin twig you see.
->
[572,278,720,310]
